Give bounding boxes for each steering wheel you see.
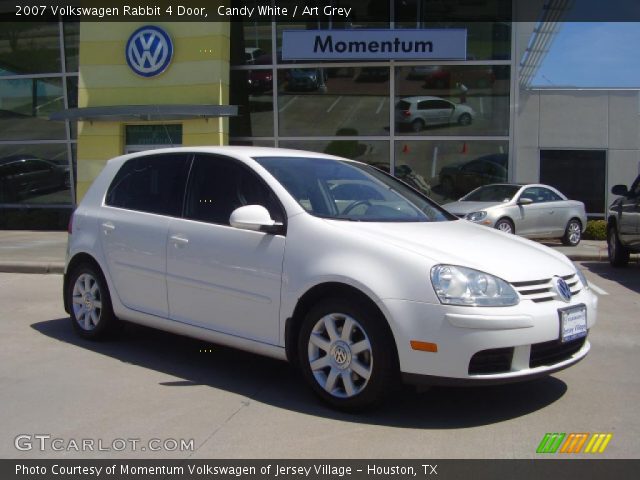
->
[343,199,372,215]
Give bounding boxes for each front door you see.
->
[166,154,286,345]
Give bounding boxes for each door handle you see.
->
[101,222,115,235]
[170,234,189,247]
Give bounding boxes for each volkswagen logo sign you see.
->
[554,277,572,303]
[126,26,173,77]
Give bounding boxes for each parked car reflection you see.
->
[395,96,476,132]
[0,155,70,203]
[438,153,507,196]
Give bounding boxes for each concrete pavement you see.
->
[0,230,632,275]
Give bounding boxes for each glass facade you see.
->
[0,21,78,229]
[230,0,513,205]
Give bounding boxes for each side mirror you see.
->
[229,205,284,234]
[517,197,533,206]
[611,184,628,196]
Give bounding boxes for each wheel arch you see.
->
[284,282,399,370]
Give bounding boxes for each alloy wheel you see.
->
[71,273,103,331]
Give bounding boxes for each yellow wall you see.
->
[76,21,230,199]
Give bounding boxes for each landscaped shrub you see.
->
[583,220,607,240]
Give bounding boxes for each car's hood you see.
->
[442,200,509,214]
[325,219,574,282]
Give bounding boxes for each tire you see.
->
[495,218,514,234]
[411,119,424,132]
[66,262,118,340]
[297,297,397,411]
[561,219,582,246]
[607,225,630,267]
[458,113,472,126]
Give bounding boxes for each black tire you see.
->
[607,225,630,267]
[495,218,515,234]
[297,297,398,411]
[411,119,424,132]
[66,262,118,340]
[561,218,582,246]
[458,113,472,126]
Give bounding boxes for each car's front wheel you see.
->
[297,298,397,411]
[67,262,118,339]
[495,218,514,234]
[561,219,582,246]
[608,225,630,267]
[458,113,472,126]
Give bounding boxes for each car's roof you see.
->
[0,155,40,165]
[108,146,358,166]
[400,96,449,102]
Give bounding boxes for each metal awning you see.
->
[49,104,238,122]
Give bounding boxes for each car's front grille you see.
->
[511,274,582,303]
[468,347,514,374]
[529,336,587,368]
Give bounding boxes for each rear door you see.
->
[166,154,286,344]
[100,153,191,318]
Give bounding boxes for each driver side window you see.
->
[184,155,284,225]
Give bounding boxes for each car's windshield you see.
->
[254,156,454,222]
[462,184,520,202]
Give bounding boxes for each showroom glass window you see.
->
[0,20,78,229]
[229,0,513,208]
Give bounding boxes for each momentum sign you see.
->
[282,29,466,61]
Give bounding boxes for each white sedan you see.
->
[64,148,596,410]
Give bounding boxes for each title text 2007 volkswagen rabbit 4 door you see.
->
[64,147,597,410]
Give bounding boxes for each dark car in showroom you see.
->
[607,174,640,266]
[0,155,70,202]
[438,153,508,196]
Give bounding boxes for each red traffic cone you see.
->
[461,142,467,154]
[402,144,410,154]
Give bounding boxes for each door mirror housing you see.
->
[517,197,533,206]
[230,205,284,234]
[611,184,629,196]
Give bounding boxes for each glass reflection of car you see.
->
[443,183,587,246]
[395,96,475,132]
[371,163,432,197]
[286,68,326,91]
[607,174,640,266]
[64,147,596,411]
[244,47,265,64]
[247,53,276,93]
[420,65,496,89]
[0,155,69,202]
[439,154,508,196]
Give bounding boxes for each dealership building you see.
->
[1,0,638,229]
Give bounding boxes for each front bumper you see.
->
[384,287,597,384]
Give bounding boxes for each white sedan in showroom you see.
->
[64,147,596,410]
[443,183,588,246]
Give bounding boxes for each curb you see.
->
[0,262,65,274]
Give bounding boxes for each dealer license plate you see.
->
[559,304,587,343]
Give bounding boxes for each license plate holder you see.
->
[559,304,587,343]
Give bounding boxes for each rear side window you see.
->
[105,153,191,216]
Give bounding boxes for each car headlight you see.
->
[574,264,589,290]
[431,265,519,307]
[465,211,487,222]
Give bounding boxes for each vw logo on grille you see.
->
[554,277,572,302]
[126,26,173,77]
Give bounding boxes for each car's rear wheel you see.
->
[607,225,630,267]
[495,218,514,234]
[411,119,424,132]
[67,263,117,339]
[561,219,582,246]
[297,298,397,411]
[458,113,472,126]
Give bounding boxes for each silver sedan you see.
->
[442,183,588,246]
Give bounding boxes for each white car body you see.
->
[395,96,476,131]
[64,147,597,409]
